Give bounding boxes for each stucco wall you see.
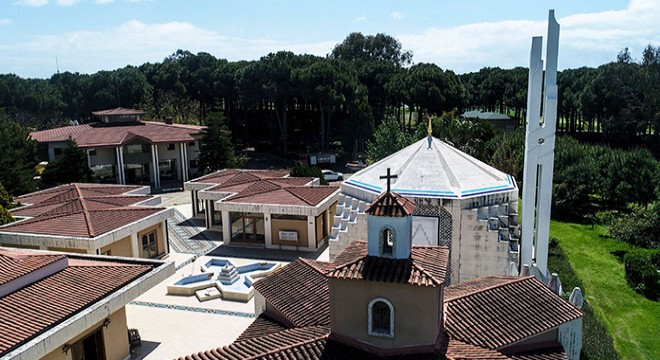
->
[137,222,166,258]
[42,306,130,360]
[99,235,132,257]
[329,278,442,350]
[271,218,308,248]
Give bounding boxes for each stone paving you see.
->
[126,190,330,359]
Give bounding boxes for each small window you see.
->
[369,298,394,337]
[53,148,63,156]
[188,141,196,147]
[89,149,97,156]
[381,228,394,256]
[141,231,158,258]
[167,143,175,151]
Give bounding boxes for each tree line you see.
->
[1,33,657,157]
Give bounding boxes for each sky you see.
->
[1,0,658,79]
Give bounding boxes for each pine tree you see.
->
[199,113,241,173]
[0,114,38,196]
[41,138,92,187]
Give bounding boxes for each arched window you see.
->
[381,227,395,256]
[368,298,394,337]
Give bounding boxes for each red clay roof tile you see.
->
[445,276,582,350]
[365,191,416,217]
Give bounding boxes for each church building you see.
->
[331,133,520,284]
[178,178,583,360]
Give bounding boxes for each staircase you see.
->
[328,193,369,261]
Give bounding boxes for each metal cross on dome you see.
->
[379,168,398,194]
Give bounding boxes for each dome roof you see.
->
[343,137,517,199]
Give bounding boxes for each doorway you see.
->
[71,327,106,360]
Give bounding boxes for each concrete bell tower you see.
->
[365,168,417,259]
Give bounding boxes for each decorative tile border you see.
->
[129,300,255,318]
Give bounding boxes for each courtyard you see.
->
[126,190,329,359]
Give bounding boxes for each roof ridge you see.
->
[447,276,532,302]
[284,187,314,206]
[242,327,329,360]
[299,257,331,275]
[228,180,281,200]
[74,183,96,237]
[410,261,442,286]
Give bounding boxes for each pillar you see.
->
[264,212,273,249]
[115,146,126,185]
[151,144,160,189]
[180,143,189,182]
[307,215,317,250]
[222,211,231,244]
[131,232,140,258]
[191,191,198,217]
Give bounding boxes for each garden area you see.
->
[549,221,660,360]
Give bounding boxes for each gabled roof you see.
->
[3,183,165,238]
[365,191,416,217]
[0,250,65,286]
[444,276,583,350]
[29,120,203,147]
[225,185,339,207]
[344,136,517,199]
[191,169,290,185]
[327,241,449,287]
[92,107,145,116]
[0,248,153,356]
[252,258,330,327]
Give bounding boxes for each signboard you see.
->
[279,230,298,241]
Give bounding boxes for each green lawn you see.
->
[550,221,660,360]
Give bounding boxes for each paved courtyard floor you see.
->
[126,190,329,359]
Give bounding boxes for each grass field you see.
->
[550,221,660,360]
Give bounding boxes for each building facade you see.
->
[185,169,340,252]
[0,183,172,259]
[30,108,204,192]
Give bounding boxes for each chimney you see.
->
[164,116,173,125]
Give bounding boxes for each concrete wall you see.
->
[41,307,130,360]
[559,318,583,360]
[99,235,132,257]
[47,247,88,254]
[329,278,442,350]
[271,218,308,248]
[47,142,68,162]
[457,208,510,282]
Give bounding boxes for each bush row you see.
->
[623,249,660,300]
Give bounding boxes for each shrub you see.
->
[610,203,660,249]
[623,249,660,300]
[0,182,12,209]
[595,210,616,226]
[0,205,13,225]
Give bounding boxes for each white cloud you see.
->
[14,0,48,7]
[355,16,368,23]
[390,12,406,21]
[57,0,79,6]
[0,19,11,25]
[95,0,115,3]
[397,0,660,72]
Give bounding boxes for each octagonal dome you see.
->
[343,137,517,199]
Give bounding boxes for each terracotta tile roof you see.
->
[30,121,202,147]
[365,191,416,217]
[445,276,582,350]
[234,314,289,342]
[191,169,288,184]
[444,339,509,360]
[444,275,516,301]
[178,326,442,360]
[253,259,330,327]
[0,250,65,286]
[508,346,567,360]
[0,251,152,355]
[3,183,164,238]
[91,107,146,116]
[327,241,448,287]
[226,185,339,207]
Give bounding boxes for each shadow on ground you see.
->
[130,340,160,360]
[206,243,327,262]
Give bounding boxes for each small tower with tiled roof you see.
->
[365,168,416,259]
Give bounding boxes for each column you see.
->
[151,144,160,189]
[222,211,231,244]
[131,233,140,258]
[206,200,213,228]
[115,146,126,185]
[180,143,189,182]
[191,191,198,217]
[264,212,273,249]
[307,215,317,250]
